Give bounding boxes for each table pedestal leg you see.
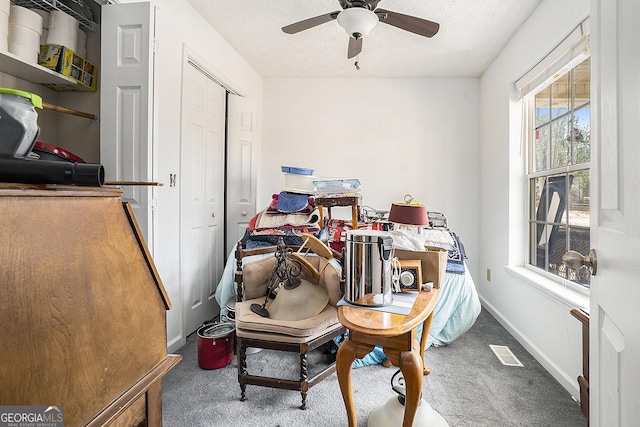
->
[336,337,358,427]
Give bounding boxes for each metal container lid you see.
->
[346,229,392,243]
[197,322,235,339]
[225,297,236,312]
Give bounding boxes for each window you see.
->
[527,58,591,287]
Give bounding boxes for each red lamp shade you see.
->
[388,196,429,226]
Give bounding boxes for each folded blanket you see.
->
[255,208,320,229]
[241,227,320,248]
[422,229,455,250]
[446,231,467,274]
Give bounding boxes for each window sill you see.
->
[505,266,590,313]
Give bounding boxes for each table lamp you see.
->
[388,195,429,233]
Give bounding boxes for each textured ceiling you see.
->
[187,0,542,78]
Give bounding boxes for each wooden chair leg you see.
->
[238,337,248,402]
[300,352,308,409]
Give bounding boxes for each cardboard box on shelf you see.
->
[38,44,98,92]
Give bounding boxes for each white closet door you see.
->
[100,2,156,246]
[226,94,258,256]
[180,61,226,335]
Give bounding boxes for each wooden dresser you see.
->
[0,184,181,426]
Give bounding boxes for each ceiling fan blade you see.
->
[282,12,340,34]
[347,37,363,59]
[375,9,440,38]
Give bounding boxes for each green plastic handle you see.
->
[0,87,43,109]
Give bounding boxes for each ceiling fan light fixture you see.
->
[337,7,378,38]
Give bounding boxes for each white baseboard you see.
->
[167,334,186,354]
[479,296,581,400]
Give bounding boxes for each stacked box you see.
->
[38,44,98,92]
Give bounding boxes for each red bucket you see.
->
[197,322,235,370]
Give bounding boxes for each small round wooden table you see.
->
[336,289,440,427]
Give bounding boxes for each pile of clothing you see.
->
[241,191,321,248]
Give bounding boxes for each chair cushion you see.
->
[236,297,340,339]
[236,322,344,344]
[240,256,277,300]
[316,257,342,307]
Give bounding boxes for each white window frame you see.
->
[509,18,592,301]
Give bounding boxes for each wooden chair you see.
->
[571,308,590,425]
[535,174,573,269]
[234,238,347,409]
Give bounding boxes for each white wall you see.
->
[479,0,589,398]
[261,77,481,279]
[117,0,263,351]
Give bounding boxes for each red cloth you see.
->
[325,219,386,253]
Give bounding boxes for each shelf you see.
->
[0,50,77,85]
[10,0,98,31]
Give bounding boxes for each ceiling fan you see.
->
[282,0,440,59]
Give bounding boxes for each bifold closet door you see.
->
[180,61,226,335]
[225,93,258,256]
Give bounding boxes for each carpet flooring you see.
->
[162,308,587,426]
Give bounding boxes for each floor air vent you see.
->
[489,345,523,367]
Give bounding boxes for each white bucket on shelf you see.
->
[0,0,9,45]
[46,10,78,52]
[8,5,43,30]
[32,9,50,45]
[8,42,39,63]
[8,5,43,63]
[0,0,9,15]
[76,28,86,57]
[0,6,8,52]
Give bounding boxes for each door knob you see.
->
[211,212,216,218]
[563,249,597,276]
[241,210,247,216]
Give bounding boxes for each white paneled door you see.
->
[100,2,155,246]
[590,0,640,425]
[225,94,258,256]
[180,60,226,335]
